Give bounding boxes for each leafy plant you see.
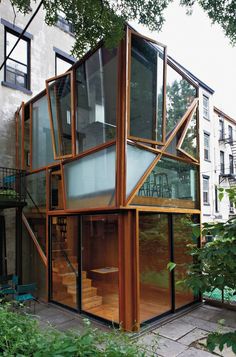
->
[0,303,149,356]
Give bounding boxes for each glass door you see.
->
[80,214,119,323]
[50,216,79,309]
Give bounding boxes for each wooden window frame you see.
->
[46,71,75,160]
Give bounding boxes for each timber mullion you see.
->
[21,102,25,170]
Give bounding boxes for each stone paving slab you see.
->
[180,315,234,333]
[178,347,215,357]
[153,320,195,340]
[139,334,187,357]
[177,328,208,345]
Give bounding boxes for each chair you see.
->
[0,274,18,298]
[13,283,37,313]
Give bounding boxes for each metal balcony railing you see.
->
[0,167,26,206]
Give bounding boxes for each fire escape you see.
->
[219,134,236,187]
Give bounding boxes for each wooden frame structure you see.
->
[15,24,201,331]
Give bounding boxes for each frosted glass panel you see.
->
[64,146,116,208]
[32,95,56,169]
[126,145,156,198]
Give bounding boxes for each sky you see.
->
[131,1,236,119]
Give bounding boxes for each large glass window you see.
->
[47,73,72,157]
[76,47,117,153]
[132,156,199,208]
[64,145,116,209]
[51,216,78,309]
[178,112,198,160]
[139,213,171,322]
[5,29,30,89]
[166,64,196,136]
[16,106,23,169]
[173,214,196,309]
[50,167,64,210]
[81,214,119,322]
[130,35,165,143]
[126,144,156,198]
[23,171,46,253]
[23,104,30,170]
[32,94,56,169]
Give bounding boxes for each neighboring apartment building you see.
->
[0,0,76,274]
[201,106,236,223]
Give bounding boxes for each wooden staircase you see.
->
[51,219,103,310]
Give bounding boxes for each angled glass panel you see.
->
[132,156,199,208]
[64,145,116,209]
[16,107,23,169]
[76,47,117,153]
[23,104,30,170]
[166,64,196,136]
[32,95,56,169]
[130,34,165,142]
[126,144,156,198]
[23,171,46,253]
[178,112,198,160]
[48,73,72,157]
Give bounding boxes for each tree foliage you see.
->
[4,0,236,57]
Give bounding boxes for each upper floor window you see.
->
[55,53,73,75]
[220,151,225,174]
[203,176,209,204]
[56,10,74,34]
[215,186,219,212]
[228,125,233,142]
[203,95,209,119]
[229,154,234,174]
[204,132,210,161]
[219,119,224,140]
[5,28,30,90]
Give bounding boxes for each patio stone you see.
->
[153,320,195,340]
[139,334,187,357]
[178,347,215,357]
[178,328,208,345]
[180,315,234,333]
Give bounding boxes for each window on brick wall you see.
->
[203,176,209,204]
[204,132,210,161]
[203,95,209,119]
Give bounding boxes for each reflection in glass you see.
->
[48,74,72,157]
[81,214,119,322]
[64,146,116,209]
[179,112,198,160]
[126,144,156,198]
[133,156,199,208]
[22,225,46,300]
[23,104,30,170]
[16,108,22,169]
[51,216,78,309]
[173,214,197,308]
[23,171,46,253]
[166,64,196,136]
[130,35,164,142]
[32,95,56,169]
[50,167,64,210]
[76,47,117,153]
[139,213,171,322]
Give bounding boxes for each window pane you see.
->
[32,95,56,169]
[17,107,23,168]
[23,106,30,170]
[50,167,64,210]
[6,31,27,65]
[56,56,72,75]
[166,65,196,136]
[81,214,119,322]
[23,171,46,254]
[48,74,72,157]
[130,35,164,142]
[132,156,199,208]
[173,214,197,309]
[51,216,78,309]
[64,145,116,209]
[76,47,117,153]
[179,112,198,160]
[139,213,171,322]
[126,144,156,198]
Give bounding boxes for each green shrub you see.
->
[0,304,148,356]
